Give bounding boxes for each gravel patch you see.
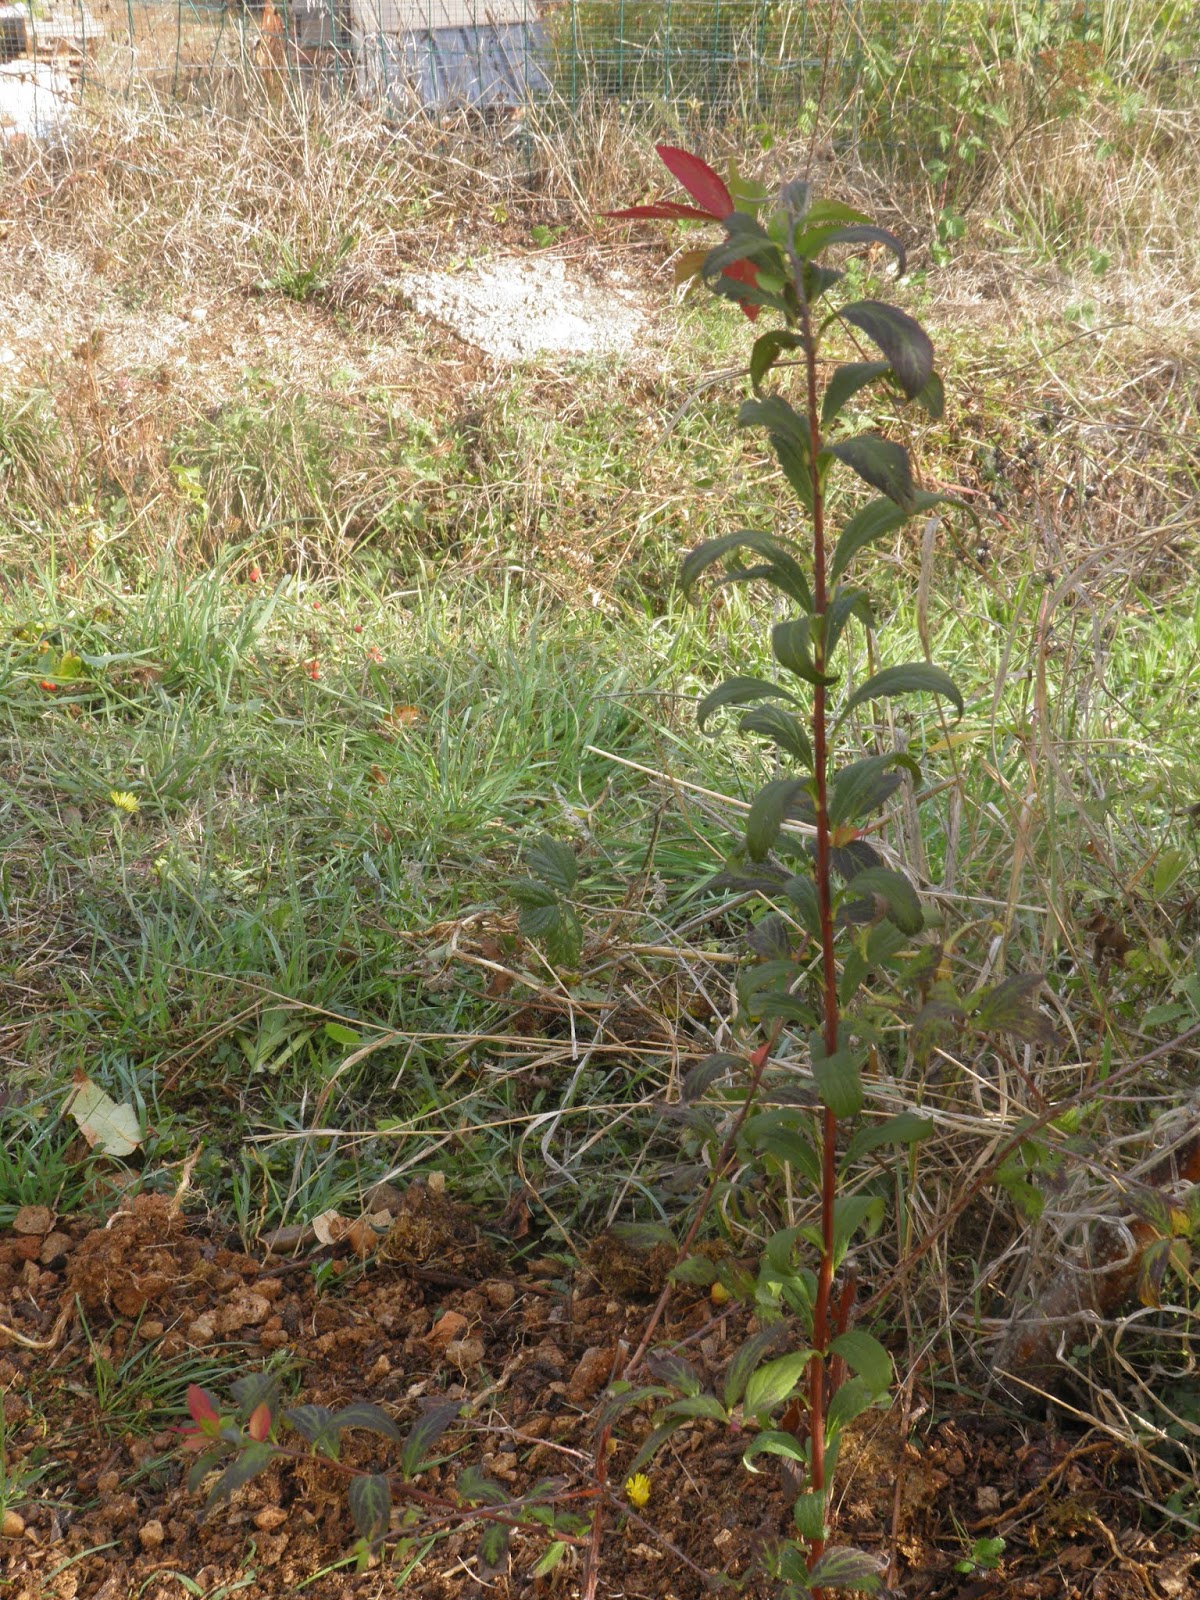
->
[398,254,647,362]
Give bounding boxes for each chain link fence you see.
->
[2,0,1196,148]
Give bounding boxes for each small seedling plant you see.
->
[601,146,978,1594]
[180,1377,587,1574]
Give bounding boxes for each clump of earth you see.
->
[398,255,647,362]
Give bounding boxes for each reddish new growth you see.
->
[605,144,762,320]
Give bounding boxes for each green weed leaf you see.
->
[330,1401,405,1444]
[845,1113,935,1164]
[682,1053,740,1100]
[524,835,578,893]
[532,1542,569,1578]
[971,973,1056,1044]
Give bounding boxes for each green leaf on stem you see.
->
[627,1417,692,1475]
[792,1487,828,1541]
[772,616,837,686]
[794,221,906,274]
[458,1466,510,1505]
[840,865,924,935]
[838,300,933,398]
[809,1031,867,1118]
[186,1446,227,1493]
[399,1400,460,1478]
[783,872,821,937]
[672,1254,719,1286]
[532,1542,569,1578]
[844,1112,935,1165]
[644,1350,703,1397]
[524,835,577,892]
[476,1520,512,1580]
[827,754,912,826]
[746,778,814,861]
[822,360,892,424]
[971,973,1057,1043]
[738,704,814,765]
[722,1323,791,1408]
[826,1375,876,1432]
[743,1349,815,1417]
[738,395,815,509]
[743,1113,820,1181]
[807,1545,885,1591]
[831,1195,885,1257]
[681,529,813,610]
[348,1473,391,1543]
[750,328,804,392]
[826,433,916,511]
[839,662,964,724]
[330,1401,405,1444]
[660,1394,728,1423]
[743,1430,810,1473]
[824,585,874,659]
[828,1330,893,1395]
[696,674,804,733]
[206,1440,277,1509]
[682,1053,741,1100]
[914,370,945,419]
[830,489,969,580]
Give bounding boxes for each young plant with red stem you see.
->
[607,147,965,1594]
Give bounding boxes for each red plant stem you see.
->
[799,293,838,1581]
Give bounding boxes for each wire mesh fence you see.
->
[1,0,1196,147]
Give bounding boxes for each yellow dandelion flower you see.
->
[109,790,139,814]
[624,1473,651,1510]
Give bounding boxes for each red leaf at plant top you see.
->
[655,145,734,220]
[187,1384,221,1428]
[722,257,763,321]
[247,1402,272,1442]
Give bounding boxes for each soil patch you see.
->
[1,1193,1195,1599]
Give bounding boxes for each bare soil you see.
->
[2,1191,1197,1599]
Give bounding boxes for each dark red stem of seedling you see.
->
[799,289,838,1585]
